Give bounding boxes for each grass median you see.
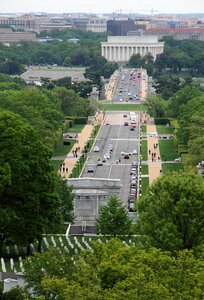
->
[100,103,146,111]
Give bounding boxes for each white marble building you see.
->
[101,36,164,63]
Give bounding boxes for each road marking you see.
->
[108,124,122,178]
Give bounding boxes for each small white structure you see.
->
[101,36,164,63]
[197,161,204,177]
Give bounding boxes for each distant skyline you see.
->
[0,0,204,15]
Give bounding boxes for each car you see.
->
[131,176,137,181]
[175,157,182,162]
[104,153,110,159]
[123,114,127,117]
[105,121,110,125]
[130,180,137,185]
[130,183,137,189]
[108,144,114,151]
[93,146,100,152]
[132,149,138,155]
[124,122,129,126]
[87,167,94,173]
[130,126,135,131]
[97,160,103,166]
[128,202,135,212]
[102,157,107,163]
[131,122,136,128]
[130,170,137,175]
[124,154,130,159]
[119,98,123,102]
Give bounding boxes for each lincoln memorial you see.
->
[101,36,164,63]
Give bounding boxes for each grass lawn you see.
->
[68,124,85,133]
[52,160,64,172]
[141,140,148,161]
[142,125,146,133]
[156,125,174,134]
[141,177,149,196]
[54,139,76,156]
[159,140,179,161]
[141,165,148,175]
[100,103,146,111]
[162,163,183,174]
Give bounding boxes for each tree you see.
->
[23,239,204,299]
[128,53,142,68]
[168,85,202,117]
[144,94,167,118]
[96,195,132,236]
[0,111,61,254]
[137,172,204,252]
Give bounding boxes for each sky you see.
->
[0,0,204,14]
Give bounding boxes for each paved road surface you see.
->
[81,111,141,205]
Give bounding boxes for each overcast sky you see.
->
[0,0,204,14]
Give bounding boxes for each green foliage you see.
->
[168,85,202,117]
[0,111,61,252]
[177,96,204,145]
[137,172,204,252]
[96,195,132,236]
[23,239,204,299]
[156,38,204,76]
[144,94,168,118]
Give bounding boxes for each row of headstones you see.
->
[0,257,24,273]
[43,236,135,254]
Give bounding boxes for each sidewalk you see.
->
[60,113,104,178]
[145,117,162,185]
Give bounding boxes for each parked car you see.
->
[130,126,135,131]
[97,160,103,166]
[128,202,135,212]
[124,122,129,126]
[124,154,130,159]
[93,146,100,152]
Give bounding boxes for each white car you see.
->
[132,149,138,155]
[104,153,110,159]
[93,146,100,152]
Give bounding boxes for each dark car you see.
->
[124,154,130,159]
[87,167,94,173]
[124,122,129,126]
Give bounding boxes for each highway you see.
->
[81,111,140,206]
[112,68,147,103]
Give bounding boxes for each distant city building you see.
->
[0,28,37,44]
[101,35,164,63]
[146,27,204,41]
[72,18,107,32]
[107,19,138,36]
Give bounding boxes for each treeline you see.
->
[145,82,204,169]
[0,74,96,149]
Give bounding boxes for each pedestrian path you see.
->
[146,121,162,185]
[60,113,104,178]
